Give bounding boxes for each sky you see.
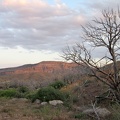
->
[0,0,120,68]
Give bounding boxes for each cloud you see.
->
[0,0,86,51]
[0,0,120,53]
[77,0,120,19]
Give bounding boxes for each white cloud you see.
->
[0,0,86,51]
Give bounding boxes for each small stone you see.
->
[83,107,111,118]
[49,100,63,106]
[41,102,48,106]
[96,108,111,118]
[35,99,41,104]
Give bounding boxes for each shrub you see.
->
[17,86,29,93]
[0,88,18,98]
[32,86,68,102]
[62,93,75,109]
[25,91,38,102]
[49,81,65,89]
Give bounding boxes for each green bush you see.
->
[62,93,74,109]
[32,86,68,102]
[17,86,29,93]
[0,87,30,98]
[25,91,38,102]
[0,88,18,98]
[49,81,65,89]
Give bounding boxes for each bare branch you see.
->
[62,8,120,102]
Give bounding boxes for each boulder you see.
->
[83,107,111,118]
[49,100,63,106]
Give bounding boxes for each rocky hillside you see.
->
[0,61,90,88]
[0,61,78,75]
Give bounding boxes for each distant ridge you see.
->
[0,61,78,75]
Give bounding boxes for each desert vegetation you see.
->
[0,77,120,120]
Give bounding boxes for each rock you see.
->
[83,107,111,118]
[49,100,63,106]
[35,99,41,104]
[41,102,48,106]
[96,108,111,118]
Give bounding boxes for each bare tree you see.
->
[62,8,120,102]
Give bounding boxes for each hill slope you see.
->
[0,61,89,88]
[0,61,78,75]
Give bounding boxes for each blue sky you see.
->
[0,0,119,68]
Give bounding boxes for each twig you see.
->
[91,101,100,120]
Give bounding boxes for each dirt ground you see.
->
[0,98,78,120]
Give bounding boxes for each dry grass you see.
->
[0,98,77,120]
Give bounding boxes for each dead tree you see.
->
[62,8,120,103]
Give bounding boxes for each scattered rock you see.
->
[35,99,41,104]
[41,102,48,106]
[83,107,111,118]
[49,100,63,106]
